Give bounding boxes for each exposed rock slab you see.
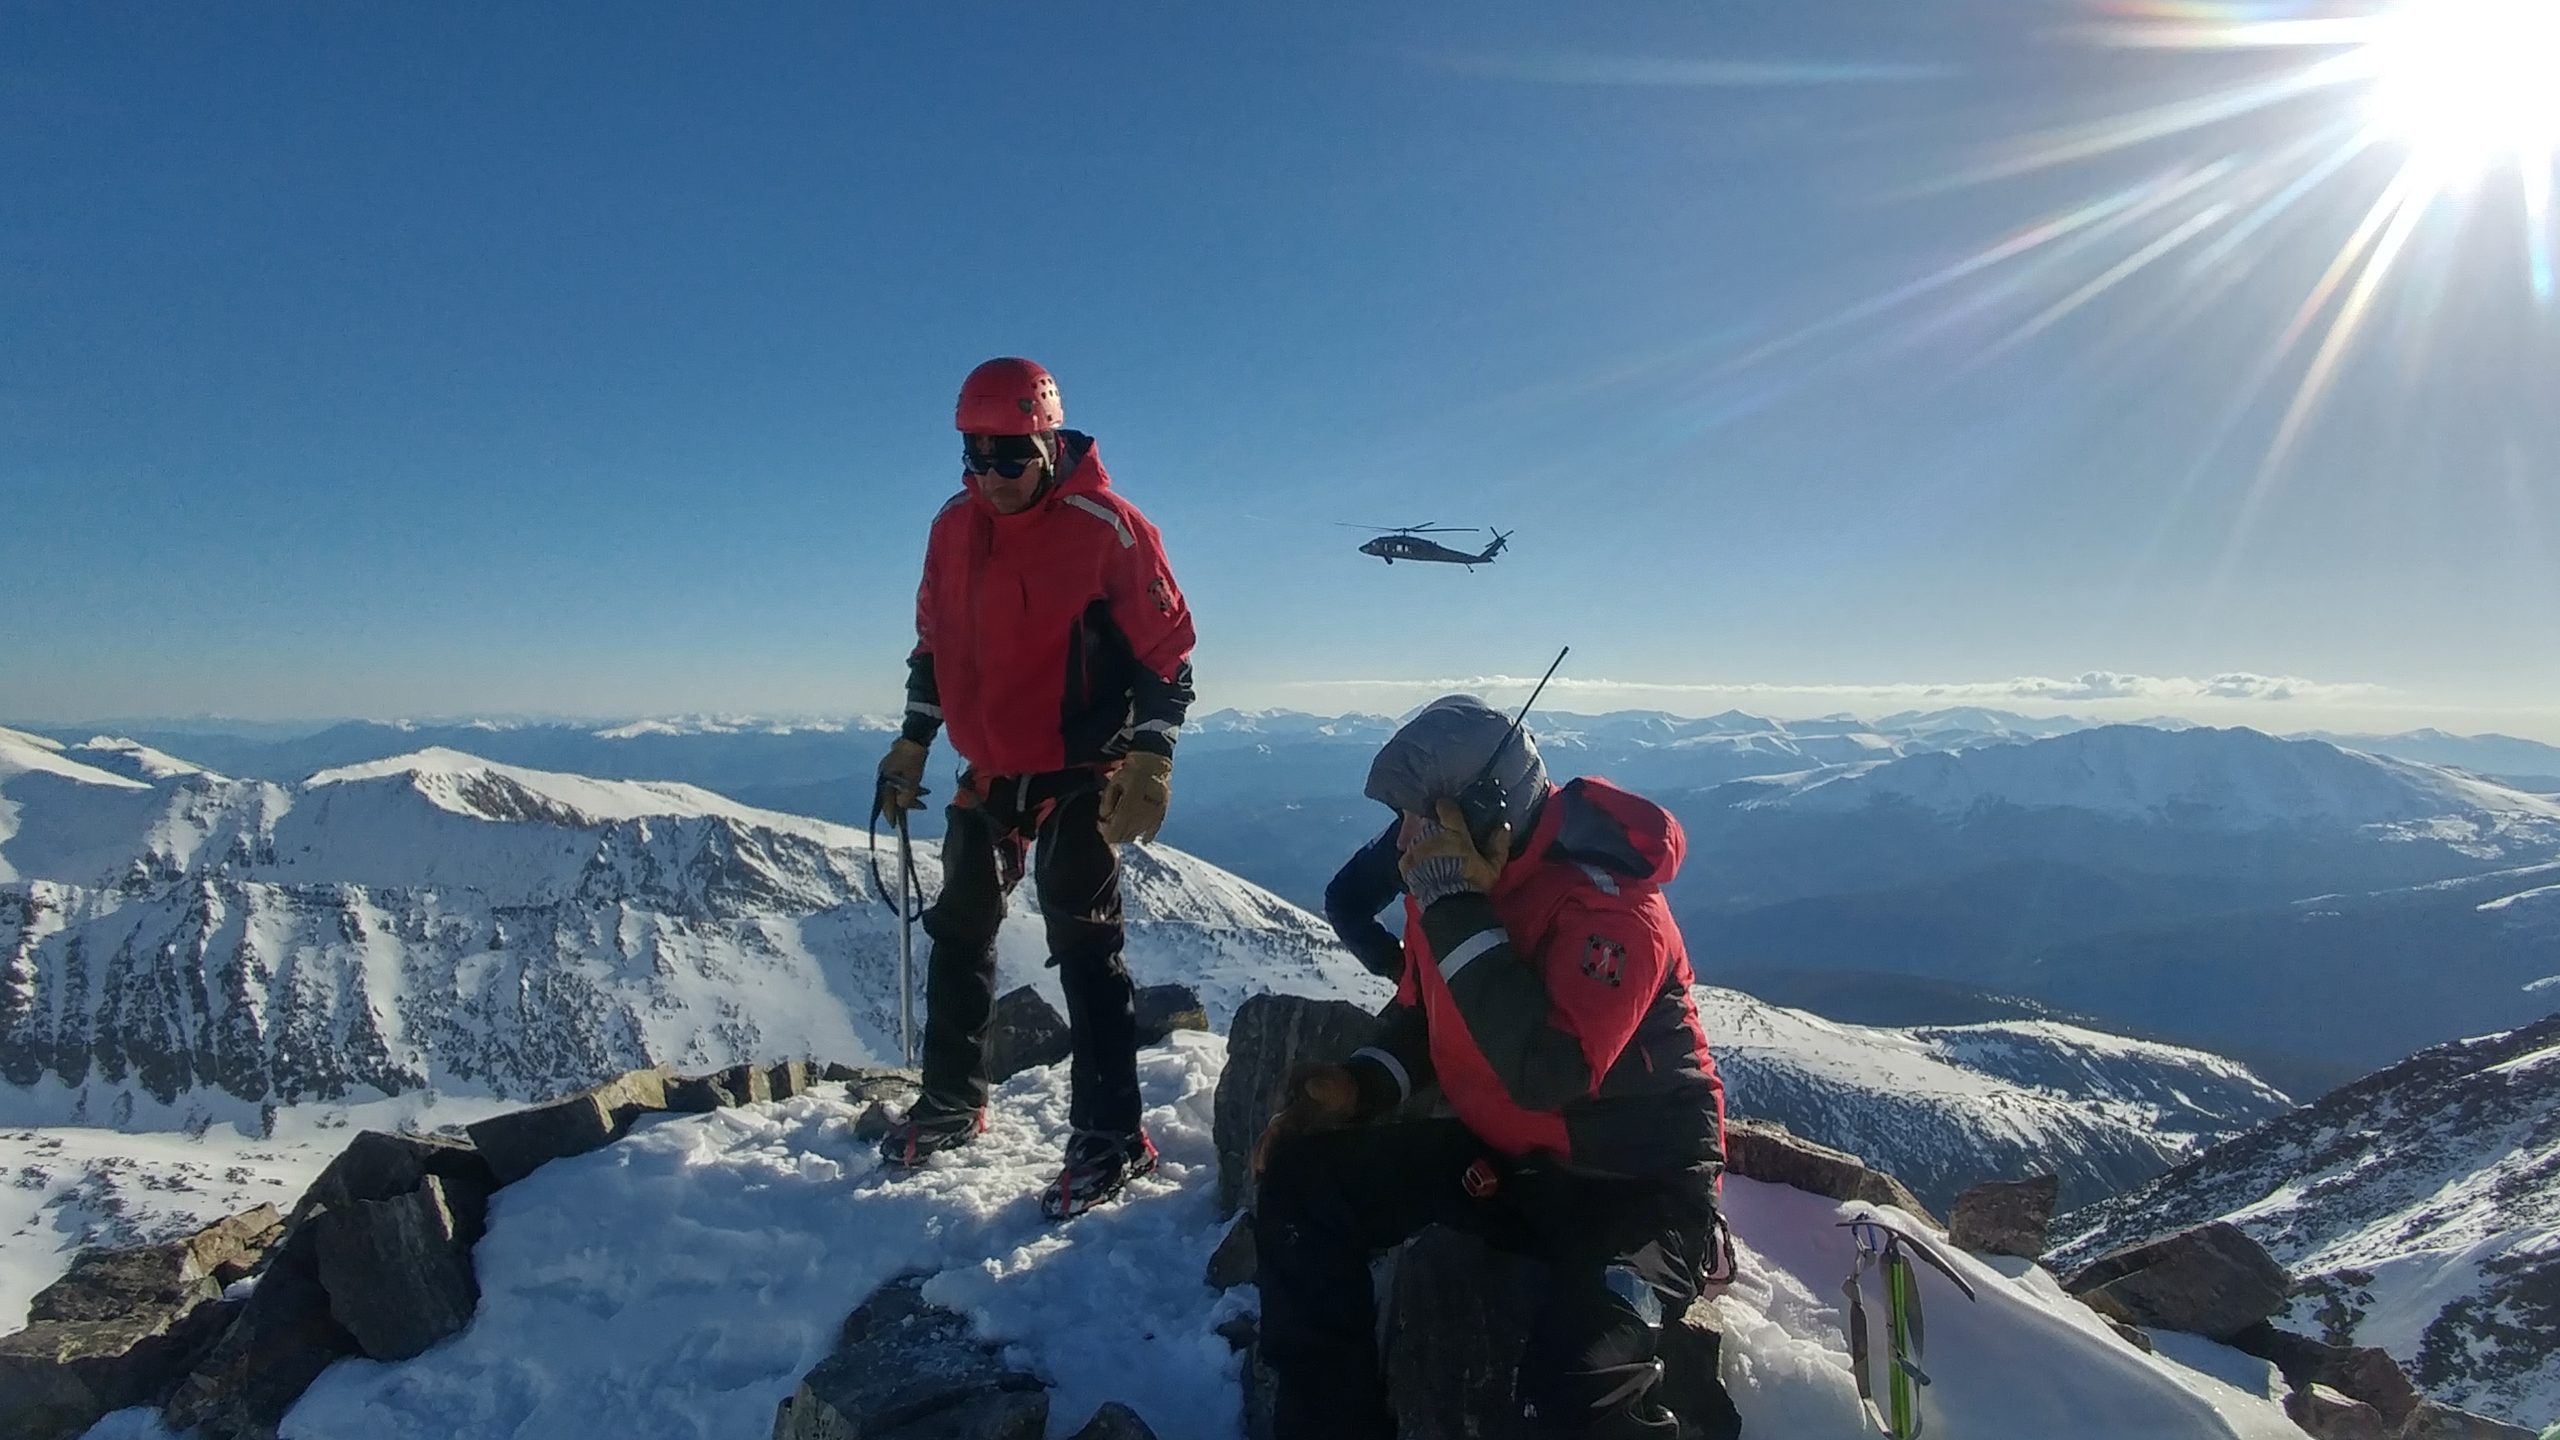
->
[0,1204,289,1440]
[721,1062,774,1107]
[1381,1227,1535,1440]
[1948,1175,2058,1260]
[2287,1382,2392,1440]
[836,1067,923,1106]
[1212,993,1381,1214]
[2398,1400,2539,1439]
[2228,1323,2421,1427]
[1658,1298,1744,1440]
[293,1131,491,1235]
[163,1215,360,1440]
[0,1300,238,1440]
[769,1274,1047,1439]
[1132,985,1208,1046]
[987,987,1071,1084]
[2065,1221,2292,1341]
[465,1067,669,1185]
[1205,1219,1257,1292]
[1065,1400,1160,1439]
[667,1075,728,1113]
[313,1175,481,1362]
[769,1060,810,1100]
[1723,1118,1941,1227]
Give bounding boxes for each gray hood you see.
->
[1363,694,1549,837]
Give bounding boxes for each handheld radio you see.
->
[1452,646,1569,846]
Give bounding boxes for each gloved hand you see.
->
[876,738,930,819]
[1252,1062,1362,1176]
[1399,798,1511,906]
[1099,750,1174,844]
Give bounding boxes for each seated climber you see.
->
[1254,696,1731,1438]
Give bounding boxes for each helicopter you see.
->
[1342,522,1513,569]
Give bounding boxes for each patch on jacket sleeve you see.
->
[1148,575,1177,617]
[1580,934,1627,987]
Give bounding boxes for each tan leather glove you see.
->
[876,738,930,819]
[1098,750,1173,844]
[1252,1063,1362,1176]
[1398,797,1512,905]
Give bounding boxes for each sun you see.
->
[2359,0,2560,184]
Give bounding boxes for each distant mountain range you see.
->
[0,725,2303,1215]
[14,711,2559,1097]
[2054,1010,2560,1430]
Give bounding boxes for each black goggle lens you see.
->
[963,436,1047,479]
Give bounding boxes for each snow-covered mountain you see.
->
[1,727,2312,1221]
[1733,725,2560,852]
[0,729,1387,1126]
[2053,1011,2560,1430]
[2298,728,2560,789]
[1703,988,2291,1211]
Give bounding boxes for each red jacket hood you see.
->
[1521,776,1686,887]
[962,430,1111,519]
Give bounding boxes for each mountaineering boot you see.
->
[878,1099,987,1169]
[1041,1128,1159,1220]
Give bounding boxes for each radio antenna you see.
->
[1466,646,1569,792]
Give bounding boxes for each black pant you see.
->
[1256,1120,1719,1439]
[917,769,1141,1137]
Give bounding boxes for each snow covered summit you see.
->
[0,740,1384,1125]
[2055,1010,2560,1430]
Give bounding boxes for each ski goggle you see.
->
[962,434,1050,478]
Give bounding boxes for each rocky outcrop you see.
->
[1065,1401,1161,1439]
[0,1206,283,1440]
[1380,1228,1536,1440]
[1658,1298,1744,1440]
[1212,993,1381,1214]
[1132,984,1209,1046]
[163,1215,357,1440]
[465,1066,670,1185]
[2231,1323,2423,1428]
[312,1176,480,1362]
[2065,1222,2292,1341]
[2288,1383,2393,1440]
[768,1060,810,1100]
[292,1130,491,1231]
[1948,1175,2059,1260]
[2398,1400,2539,1439]
[1723,1118,1941,1226]
[770,1275,1047,1439]
[987,987,1071,1083]
[1205,1219,1257,1292]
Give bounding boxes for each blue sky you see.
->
[5,3,2556,739]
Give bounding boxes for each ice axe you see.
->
[867,780,929,1068]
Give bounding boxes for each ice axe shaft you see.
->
[868,783,928,1068]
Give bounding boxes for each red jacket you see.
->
[902,432,1196,776]
[1350,778,1726,1175]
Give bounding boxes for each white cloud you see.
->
[1283,670,2389,706]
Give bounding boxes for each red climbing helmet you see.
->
[954,357,1065,435]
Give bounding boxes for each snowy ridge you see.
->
[1747,725,2560,843]
[1703,988,2290,1210]
[0,744,1385,1125]
[2054,1011,2560,1429]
